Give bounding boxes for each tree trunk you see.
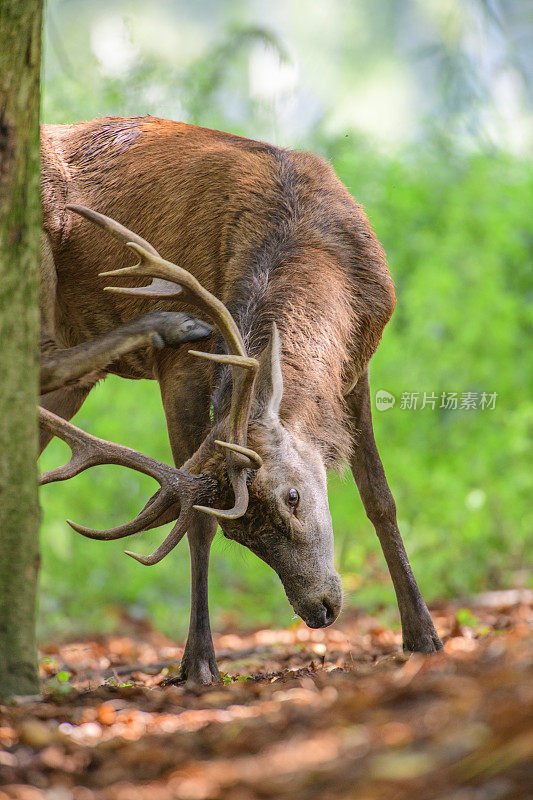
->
[0,0,43,698]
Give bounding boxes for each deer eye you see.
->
[287,489,300,509]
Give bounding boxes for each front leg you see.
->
[179,513,221,684]
[346,371,442,652]
[157,353,222,683]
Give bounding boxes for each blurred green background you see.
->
[39,0,533,640]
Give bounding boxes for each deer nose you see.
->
[285,572,343,629]
[303,597,340,629]
[321,598,337,626]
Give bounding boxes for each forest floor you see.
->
[1,591,531,800]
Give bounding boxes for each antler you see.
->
[39,408,218,565]
[67,204,262,520]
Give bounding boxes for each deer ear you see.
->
[252,322,283,419]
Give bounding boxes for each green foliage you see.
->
[103,676,134,689]
[43,19,287,135]
[456,608,480,629]
[44,669,74,699]
[38,142,533,640]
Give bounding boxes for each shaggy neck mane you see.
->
[212,149,354,468]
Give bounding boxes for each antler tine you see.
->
[66,204,180,297]
[124,510,193,565]
[39,408,218,557]
[213,440,263,471]
[39,407,176,487]
[102,243,248,356]
[65,489,174,541]
[194,470,249,520]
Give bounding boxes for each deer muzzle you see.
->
[283,570,343,629]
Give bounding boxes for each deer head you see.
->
[39,205,342,629]
[212,326,342,628]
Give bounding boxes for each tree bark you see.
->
[0,0,43,698]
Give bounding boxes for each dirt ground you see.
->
[1,590,531,800]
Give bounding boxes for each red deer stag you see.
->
[40,116,442,684]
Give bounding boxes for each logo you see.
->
[375,390,396,411]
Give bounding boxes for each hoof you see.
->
[177,647,221,686]
[399,601,443,654]
[402,620,443,653]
